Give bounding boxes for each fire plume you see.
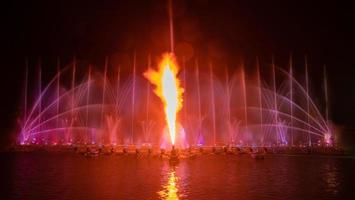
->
[144,53,184,145]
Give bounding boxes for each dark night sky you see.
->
[0,0,354,147]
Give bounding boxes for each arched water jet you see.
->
[18,55,333,148]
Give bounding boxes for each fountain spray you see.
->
[144,0,183,153]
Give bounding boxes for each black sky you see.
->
[1,0,354,147]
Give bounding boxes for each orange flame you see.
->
[144,53,184,145]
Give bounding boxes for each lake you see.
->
[1,152,355,200]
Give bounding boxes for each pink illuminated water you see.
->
[1,152,354,200]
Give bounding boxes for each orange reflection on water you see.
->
[158,170,179,200]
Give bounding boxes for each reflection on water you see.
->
[158,169,179,200]
[323,162,340,195]
[1,153,355,200]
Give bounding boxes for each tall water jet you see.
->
[305,56,311,146]
[38,59,42,143]
[182,58,186,119]
[56,59,60,136]
[323,65,331,144]
[24,60,28,128]
[289,55,294,146]
[271,57,279,144]
[209,63,216,146]
[241,66,248,140]
[143,55,152,144]
[323,66,329,123]
[225,67,231,144]
[182,56,188,144]
[116,66,121,114]
[20,60,29,144]
[101,58,108,140]
[146,56,151,124]
[256,58,263,144]
[195,60,202,145]
[168,0,174,52]
[131,53,136,145]
[70,58,76,144]
[86,66,91,143]
[115,65,121,144]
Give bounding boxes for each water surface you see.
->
[1,152,355,200]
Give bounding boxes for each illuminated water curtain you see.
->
[18,56,332,148]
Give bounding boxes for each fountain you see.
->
[17,55,334,151]
[15,0,337,156]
